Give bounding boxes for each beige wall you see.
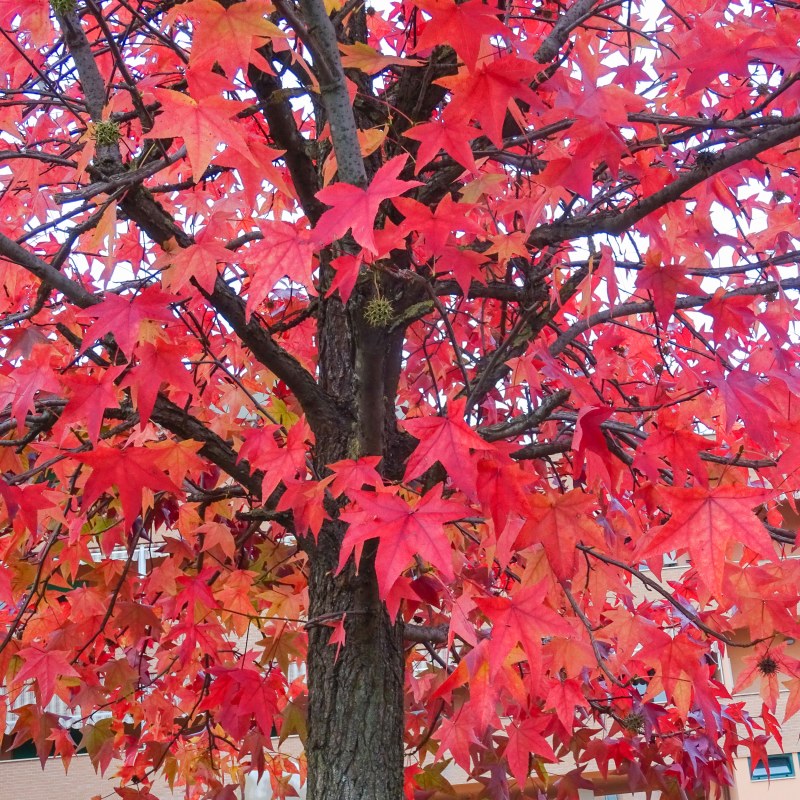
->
[0,754,178,800]
[729,754,800,800]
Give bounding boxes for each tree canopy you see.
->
[2,0,800,798]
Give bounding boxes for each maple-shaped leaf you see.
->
[238,420,310,500]
[642,636,709,719]
[438,55,539,147]
[215,569,257,636]
[571,404,613,481]
[437,245,489,298]
[48,725,76,772]
[0,344,61,425]
[404,116,480,174]
[324,614,347,661]
[162,229,236,293]
[74,444,182,528]
[77,288,179,357]
[112,601,163,643]
[435,706,482,771]
[125,338,197,423]
[396,193,483,256]
[327,455,383,497]
[711,364,779,450]
[636,255,703,322]
[276,475,333,538]
[732,642,800,711]
[14,647,80,706]
[79,718,116,775]
[475,461,529,565]
[174,0,282,77]
[339,42,423,73]
[412,0,507,71]
[475,582,573,676]
[784,676,800,722]
[244,220,315,317]
[326,253,363,304]
[58,366,124,443]
[517,489,603,580]
[150,438,206,487]
[637,484,775,594]
[0,0,51,47]
[722,562,800,639]
[401,398,494,499]
[545,678,590,732]
[632,410,712,486]
[701,287,756,343]
[340,486,469,596]
[147,78,251,178]
[504,716,557,789]
[201,663,284,740]
[313,155,421,254]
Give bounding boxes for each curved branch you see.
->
[550,276,800,355]
[534,0,600,64]
[291,0,367,186]
[0,233,99,308]
[529,116,800,248]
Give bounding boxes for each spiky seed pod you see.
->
[364,297,393,328]
[621,711,645,734]
[50,0,76,15]
[91,120,121,147]
[758,655,778,675]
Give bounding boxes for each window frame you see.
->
[749,753,796,781]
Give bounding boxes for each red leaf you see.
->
[505,716,557,788]
[637,484,775,594]
[14,647,79,706]
[148,76,251,178]
[77,288,178,357]
[313,156,421,254]
[412,0,507,71]
[340,486,469,596]
[75,444,182,528]
[401,397,493,498]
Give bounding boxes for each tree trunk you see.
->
[303,287,408,800]
[306,523,405,800]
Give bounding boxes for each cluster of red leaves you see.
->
[2,0,800,799]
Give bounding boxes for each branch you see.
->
[247,59,325,221]
[51,7,338,433]
[550,276,800,355]
[478,389,571,443]
[528,116,800,247]
[150,395,261,496]
[576,545,766,648]
[292,0,368,186]
[54,7,108,121]
[534,0,600,63]
[200,277,346,434]
[0,233,99,308]
[53,146,188,204]
[403,623,449,645]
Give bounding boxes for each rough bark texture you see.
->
[306,527,405,800]
[302,260,410,800]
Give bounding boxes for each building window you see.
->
[750,754,796,780]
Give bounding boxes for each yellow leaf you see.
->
[86,199,117,254]
[458,173,505,203]
[339,43,423,74]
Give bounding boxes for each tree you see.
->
[1,0,800,797]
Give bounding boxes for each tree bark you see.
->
[306,524,405,800]
[302,263,409,800]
